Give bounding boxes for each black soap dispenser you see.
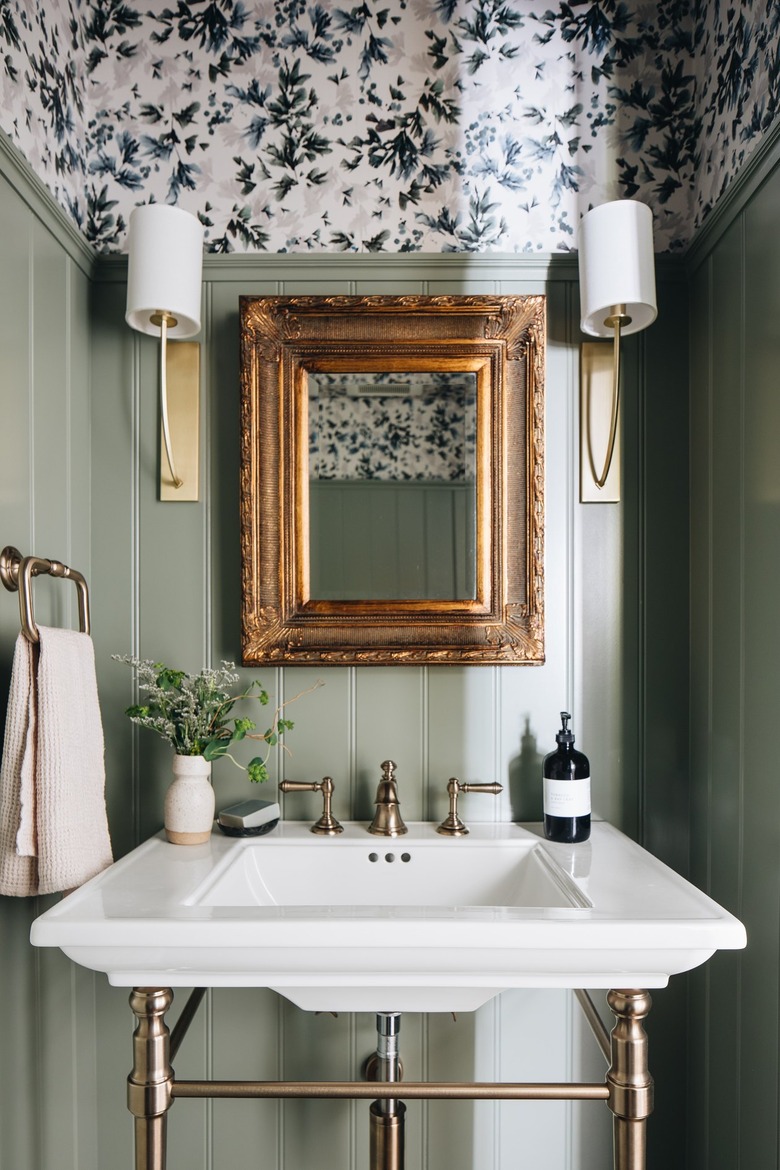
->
[543,711,591,843]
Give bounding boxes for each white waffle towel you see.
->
[0,627,113,896]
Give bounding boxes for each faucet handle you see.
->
[436,778,503,837]
[279,777,343,836]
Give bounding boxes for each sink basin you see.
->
[30,822,746,1013]
[187,834,590,910]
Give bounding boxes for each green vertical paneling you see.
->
[354,668,426,822]
[0,197,692,1170]
[211,988,281,1169]
[686,152,780,1170]
[705,217,744,1170]
[89,279,138,858]
[638,274,692,1170]
[641,274,690,873]
[738,170,780,1170]
[687,255,712,1170]
[0,165,36,1170]
[0,163,95,1170]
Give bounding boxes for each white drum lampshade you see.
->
[578,199,657,337]
[125,204,203,338]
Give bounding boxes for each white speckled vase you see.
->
[164,754,215,845]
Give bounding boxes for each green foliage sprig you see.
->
[113,656,310,783]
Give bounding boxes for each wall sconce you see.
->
[577,199,657,502]
[125,204,204,501]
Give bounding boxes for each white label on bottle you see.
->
[543,777,591,818]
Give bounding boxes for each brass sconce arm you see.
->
[586,305,631,491]
[436,778,503,836]
[151,311,183,490]
[577,198,657,504]
[279,777,343,835]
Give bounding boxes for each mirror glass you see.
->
[308,370,477,601]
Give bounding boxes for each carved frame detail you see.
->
[240,294,545,665]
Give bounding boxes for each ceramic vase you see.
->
[164,754,215,845]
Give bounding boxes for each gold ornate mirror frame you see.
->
[239,294,545,665]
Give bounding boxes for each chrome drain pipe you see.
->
[371,1012,405,1170]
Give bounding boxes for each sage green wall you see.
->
[686,128,780,1170]
[0,143,95,1169]
[85,253,687,1170]
[0,138,693,1169]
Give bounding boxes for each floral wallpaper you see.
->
[0,1,777,253]
[693,0,780,230]
[309,372,476,480]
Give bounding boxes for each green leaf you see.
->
[248,758,269,783]
[202,740,227,761]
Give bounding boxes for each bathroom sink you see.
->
[30,822,746,1013]
[187,833,589,910]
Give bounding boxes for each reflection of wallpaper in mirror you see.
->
[308,372,476,482]
[308,371,477,600]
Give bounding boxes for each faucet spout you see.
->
[368,760,407,837]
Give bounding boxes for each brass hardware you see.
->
[575,988,611,1063]
[169,988,206,1062]
[606,989,654,1170]
[0,544,90,643]
[436,777,503,836]
[159,332,200,502]
[580,303,631,502]
[172,1078,610,1101]
[580,341,621,503]
[133,986,652,1170]
[279,776,343,835]
[370,1101,406,1170]
[368,761,407,837]
[128,988,175,1170]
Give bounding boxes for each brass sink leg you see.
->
[606,989,654,1170]
[127,988,175,1170]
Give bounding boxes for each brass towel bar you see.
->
[0,544,91,644]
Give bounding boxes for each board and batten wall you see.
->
[0,139,691,1168]
[0,138,96,1170]
[686,122,780,1170]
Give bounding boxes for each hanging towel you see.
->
[0,635,38,895]
[0,627,113,896]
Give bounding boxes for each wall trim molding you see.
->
[95,251,685,284]
[0,131,95,277]
[686,115,780,272]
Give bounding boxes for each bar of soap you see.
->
[217,799,281,835]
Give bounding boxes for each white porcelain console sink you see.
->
[30,822,746,1013]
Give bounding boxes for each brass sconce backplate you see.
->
[160,340,200,501]
[580,340,620,503]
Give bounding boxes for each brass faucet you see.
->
[279,777,343,835]
[368,760,407,836]
[436,777,503,836]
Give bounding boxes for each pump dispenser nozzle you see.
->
[556,712,575,745]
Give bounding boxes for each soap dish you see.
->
[217,819,279,838]
[216,799,280,838]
